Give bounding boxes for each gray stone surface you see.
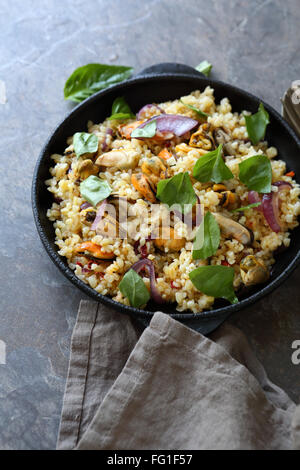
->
[0,0,299,450]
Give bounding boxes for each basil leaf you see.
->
[195,60,212,77]
[193,144,234,183]
[156,172,197,214]
[192,212,220,260]
[108,96,135,121]
[73,132,98,158]
[131,120,157,138]
[180,99,208,119]
[80,175,112,207]
[238,155,272,193]
[64,64,133,103]
[119,269,150,308]
[244,103,270,145]
[189,265,238,304]
[231,202,262,213]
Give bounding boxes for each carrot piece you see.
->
[285,171,295,177]
[158,148,173,160]
[119,120,144,139]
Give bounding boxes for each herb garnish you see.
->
[180,99,208,119]
[73,132,98,158]
[108,96,135,121]
[231,202,262,213]
[193,144,234,184]
[80,175,112,207]
[131,120,157,138]
[244,103,270,145]
[189,265,238,304]
[156,172,197,214]
[192,212,220,260]
[64,64,133,103]
[238,155,272,193]
[195,60,212,77]
[119,269,150,308]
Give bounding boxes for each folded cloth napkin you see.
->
[57,300,299,450]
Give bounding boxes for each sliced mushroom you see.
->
[212,212,253,245]
[189,123,215,150]
[240,255,269,286]
[131,173,157,203]
[154,227,186,252]
[96,149,139,170]
[74,241,115,260]
[77,159,99,179]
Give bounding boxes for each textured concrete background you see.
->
[0,0,299,450]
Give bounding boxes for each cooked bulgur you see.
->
[46,87,300,312]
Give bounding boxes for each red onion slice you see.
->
[137,104,165,120]
[137,114,198,138]
[248,191,263,212]
[131,259,164,304]
[91,199,107,231]
[102,128,113,151]
[262,181,292,233]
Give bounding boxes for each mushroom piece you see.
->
[96,149,139,170]
[77,159,99,179]
[189,123,215,150]
[131,173,157,203]
[154,227,186,252]
[212,212,253,245]
[74,241,115,260]
[240,255,270,286]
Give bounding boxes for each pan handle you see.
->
[136,62,205,78]
[134,312,230,336]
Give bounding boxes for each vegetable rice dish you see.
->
[46,87,300,312]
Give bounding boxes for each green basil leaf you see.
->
[193,144,234,183]
[80,175,112,207]
[108,97,135,121]
[64,64,133,103]
[244,103,270,145]
[73,132,98,158]
[192,212,220,259]
[195,60,212,77]
[231,202,262,213]
[189,265,238,304]
[108,112,133,121]
[180,99,208,119]
[131,120,157,138]
[238,154,272,193]
[156,172,197,214]
[119,269,150,308]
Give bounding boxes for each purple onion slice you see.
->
[137,114,198,138]
[91,199,107,231]
[131,259,164,304]
[262,182,292,232]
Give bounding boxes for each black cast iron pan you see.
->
[32,62,300,334]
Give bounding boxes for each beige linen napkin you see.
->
[57,300,299,450]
